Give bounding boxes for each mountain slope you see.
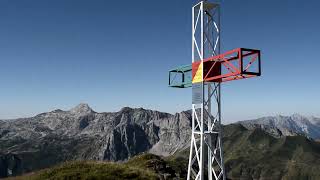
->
[4,153,187,180]
[239,114,320,140]
[166,124,320,180]
[0,104,191,177]
[7,124,320,180]
[1,105,320,179]
[223,124,320,180]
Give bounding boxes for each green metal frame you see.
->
[168,64,192,88]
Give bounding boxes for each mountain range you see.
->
[239,114,320,140]
[0,104,191,177]
[0,104,320,179]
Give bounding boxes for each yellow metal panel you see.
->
[192,62,203,83]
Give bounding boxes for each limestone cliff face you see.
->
[0,104,191,177]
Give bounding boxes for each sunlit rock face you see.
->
[0,104,192,177]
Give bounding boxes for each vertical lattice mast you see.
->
[168,1,261,179]
[188,1,225,180]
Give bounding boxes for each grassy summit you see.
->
[6,154,183,180]
[6,158,158,180]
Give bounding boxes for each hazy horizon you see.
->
[1,102,319,125]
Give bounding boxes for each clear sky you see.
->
[0,0,319,122]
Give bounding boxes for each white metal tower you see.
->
[187,1,225,180]
[169,1,261,179]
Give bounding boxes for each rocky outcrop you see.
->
[0,104,191,177]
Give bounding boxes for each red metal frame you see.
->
[194,48,261,83]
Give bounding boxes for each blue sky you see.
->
[0,0,319,122]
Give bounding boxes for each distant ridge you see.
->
[238,114,320,140]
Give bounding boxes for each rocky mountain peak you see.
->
[120,107,134,112]
[69,103,94,115]
[290,113,305,120]
[51,109,64,113]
